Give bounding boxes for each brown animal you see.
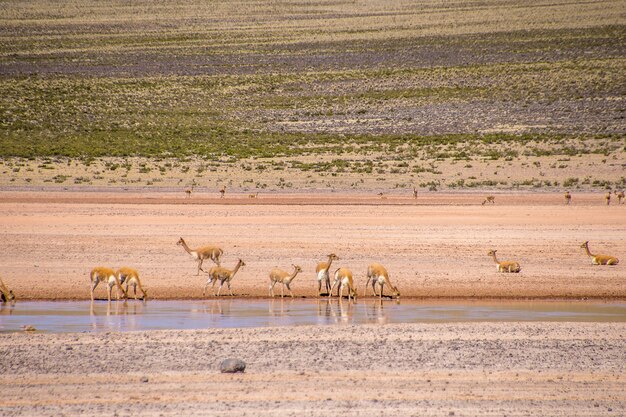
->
[177,237,223,275]
[90,267,127,301]
[482,195,495,205]
[614,190,624,204]
[269,265,302,298]
[219,186,226,198]
[364,263,400,299]
[330,267,357,301]
[564,191,571,205]
[202,259,245,296]
[116,267,148,300]
[580,241,619,265]
[316,253,339,296]
[487,250,521,273]
[605,192,611,206]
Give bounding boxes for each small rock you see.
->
[220,358,246,373]
[140,376,149,383]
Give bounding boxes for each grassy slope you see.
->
[0,0,624,189]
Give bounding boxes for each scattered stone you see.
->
[140,376,149,383]
[220,358,246,373]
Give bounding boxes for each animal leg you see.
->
[286,283,294,298]
[203,277,213,296]
[364,277,371,296]
[90,278,99,301]
[197,259,204,276]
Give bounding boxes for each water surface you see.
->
[1,299,624,333]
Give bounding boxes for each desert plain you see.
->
[0,191,625,417]
[1,0,626,415]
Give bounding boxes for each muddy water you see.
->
[1,299,624,333]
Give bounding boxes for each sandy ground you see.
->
[0,322,624,416]
[0,191,624,300]
[1,191,624,416]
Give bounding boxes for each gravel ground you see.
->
[0,322,624,416]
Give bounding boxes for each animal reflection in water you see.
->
[89,299,147,316]
[317,298,355,324]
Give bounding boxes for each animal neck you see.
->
[582,243,594,257]
[326,256,335,269]
[179,239,193,255]
[288,268,301,282]
[232,260,243,275]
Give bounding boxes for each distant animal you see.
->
[330,267,357,301]
[269,265,302,298]
[605,192,611,206]
[219,186,226,198]
[185,185,194,199]
[90,267,127,301]
[580,241,619,265]
[116,267,148,300]
[248,192,259,199]
[364,263,400,299]
[412,187,418,199]
[482,195,495,205]
[564,191,571,205]
[378,192,387,200]
[614,190,624,204]
[487,250,521,273]
[177,237,223,275]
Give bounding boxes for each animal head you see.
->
[176,237,184,246]
[580,241,589,248]
[327,253,339,261]
[350,287,358,300]
[390,286,401,298]
[487,249,497,256]
[1,290,15,302]
[292,264,302,273]
[239,259,246,267]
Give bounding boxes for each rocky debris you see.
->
[220,358,246,373]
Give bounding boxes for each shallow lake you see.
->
[1,299,625,333]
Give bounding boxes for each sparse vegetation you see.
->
[0,0,623,190]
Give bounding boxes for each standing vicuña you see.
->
[269,265,302,298]
[116,267,148,300]
[330,267,357,301]
[185,185,194,199]
[605,192,611,205]
[219,186,226,198]
[614,190,624,204]
[487,250,521,273]
[564,191,571,205]
[364,263,400,299]
[202,259,245,296]
[482,196,495,205]
[177,237,223,275]
[90,267,127,301]
[580,241,619,265]
[316,253,339,296]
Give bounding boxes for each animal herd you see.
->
[0,238,620,304]
[78,238,622,303]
